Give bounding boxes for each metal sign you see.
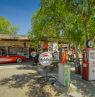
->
[31,51,37,57]
[53,42,58,53]
[68,51,72,55]
[48,42,52,53]
[87,39,94,48]
[39,52,53,66]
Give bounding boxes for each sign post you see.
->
[31,51,37,64]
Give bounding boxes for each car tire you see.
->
[16,58,22,63]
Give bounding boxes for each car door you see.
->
[0,55,13,63]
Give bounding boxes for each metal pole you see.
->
[45,66,48,81]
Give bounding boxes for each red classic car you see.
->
[0,55,27,64]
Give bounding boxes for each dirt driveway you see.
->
[0,62,62,97]
[0,62,95,97]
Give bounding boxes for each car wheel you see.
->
[16,58,22,63]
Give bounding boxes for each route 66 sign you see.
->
[39,52,53,66]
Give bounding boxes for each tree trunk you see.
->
[75,43,80,74]
[83,16,88,48]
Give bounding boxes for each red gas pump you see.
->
[82,48,95,80]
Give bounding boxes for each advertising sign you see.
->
[39,52,53,66]
[86,39,94,48]
[53,42,58,53]
[63,65,70,86]
[89,49,95,80]
[58,63,70,86]
[31,51,37,57]
[48,42,52,53]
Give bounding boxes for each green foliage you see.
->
[64,0,95,47]
[88,16,95,38]
[0,16,19,35]
[29,0,67,45]
[29,0,95,48]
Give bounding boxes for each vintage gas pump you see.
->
[82,48,95,80]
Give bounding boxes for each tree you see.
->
[64,0,95,47]
[29,0,68,47]
[0,16,19,35]
[29,0,95,50]
[63,0,95,66]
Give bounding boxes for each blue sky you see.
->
[0,0,40,35]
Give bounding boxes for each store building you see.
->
[0,34,31,58]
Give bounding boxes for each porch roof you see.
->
[0,34,30,41]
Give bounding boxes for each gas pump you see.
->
[82,48,95,80]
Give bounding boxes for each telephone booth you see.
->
[82,48,95,80]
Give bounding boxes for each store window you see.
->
[9,47,23,55]
[0,47,7,56]
[8,47,29,58]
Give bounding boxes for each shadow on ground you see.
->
[0,68,64,97]
[0,73,38,88]
[0,65,95,97]
[16,65,37,70]
[71,71,95,97]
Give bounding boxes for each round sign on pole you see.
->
[31,51,37,57]
[87,39,94,48]
[39,52,53,66]
[68,51,72,55]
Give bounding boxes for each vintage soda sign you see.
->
[39,52,52,66]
